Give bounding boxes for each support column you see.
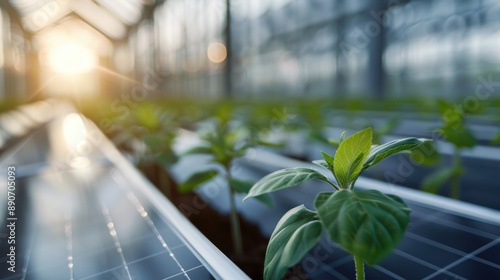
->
[367,0,387,99]
[224,0,233,98]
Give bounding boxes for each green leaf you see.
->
[441,126,476,148]
[257,139,285,148]
[179,169,218,192]
[346,153,365,187]
[363,137,431,171]
[230,178,273,207]
[339,131,346,143]
[155,151,178,167]
[182,145,213,156]
[437,99,456,117]
[410,141,441,166]
[315,189,410,265]
[264,205,322,280]
[321,152,334,170]
[312,160,330,170]
[421,167,457,193]
[230,178,255,193]
[132,103,159,130]
[244,167,331,201]
[333,128,372,189]
[143,134,166,150]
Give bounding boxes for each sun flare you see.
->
[47,42,97,74]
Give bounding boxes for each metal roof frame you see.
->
[1,0,158,42]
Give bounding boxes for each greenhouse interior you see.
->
[0,0,500,279]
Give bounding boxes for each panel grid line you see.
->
[422,238,500,280]
[79,244,187,280]
[111,170,191,279]
[372,265,405,280]
[101,204,133,280]
[162,264,205,280]
[406,232,500,270]
[428,218,499,240]
[393,249,466,280]
[316,256,351,280]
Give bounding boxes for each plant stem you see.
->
[159,164,171,199]
[226,168,243,256]
[354,255,365,280]
[450,147,461,199]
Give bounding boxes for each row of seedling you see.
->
[81,97,497,279]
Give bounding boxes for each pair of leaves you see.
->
[326,128,430,189]
[189,124,253,166]
[246,128,430,196]
[264,189,410,279]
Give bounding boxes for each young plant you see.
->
[179,119,272,256]
[244,127,431,280]
[113,103,179,198]
[421,100,476,199]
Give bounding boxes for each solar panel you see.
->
[171,131,500,279]
[0,112,248,280]
[2,109,499,280]
[231,148,500,279]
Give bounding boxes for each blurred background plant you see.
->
[421,99,479,199]
[179,105,276,256]
[110,102,180,198]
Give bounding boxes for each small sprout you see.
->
[179,118,275,256]
[245,127,432,280]
[421,99,476,199]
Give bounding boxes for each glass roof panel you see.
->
[8,0,147,40]
[34,18,112,56]
[71,0,126,39]
[8,0,72,32]
[8,0,56,14]
[96,0,143,26]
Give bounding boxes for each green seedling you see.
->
[421,100,476,199]
[179,119,273,256]
[113,103,179,198]
[244,127,431,280]
[300,101,332,146]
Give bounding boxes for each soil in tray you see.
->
[140,162,268,279]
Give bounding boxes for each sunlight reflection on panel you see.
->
[63,113,90,169]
